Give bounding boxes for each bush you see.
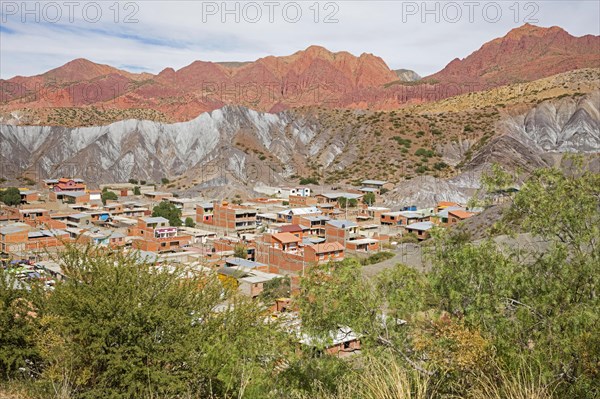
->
[399,232,419,243]
[434,162,449,170]
[161,177,170,185]
[0,187,21,207]
[415,148,434,158]
[101,190,118,205]
[299,177,319,185]
[359,251,395,265]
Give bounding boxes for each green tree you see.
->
[184,216,195,228]
[152,201,182,227]
[260,276,291,304]
[133,186,141,195]
[295,259,381,345]
[37,245,289,399]
[363,192,376,205]
[100,190,118,205]
[0,187,21,207]
[0,270,41,379]
[431,158,600,397]
[233,244,248,259]
[338,197,358,208]
[468,163,517,208]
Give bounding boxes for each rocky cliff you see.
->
[1,91,598,201]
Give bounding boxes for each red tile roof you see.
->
[272,232,302,244]
[278,224,304,233]
[310,241,344,253]
[448,210,475,219]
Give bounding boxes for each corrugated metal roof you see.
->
[405,221,434,231]
[327,220,357,229]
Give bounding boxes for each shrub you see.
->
[0,187,21,206]
[184,217,195,228]
[299,177,319,185]
[434,162,449,170]
[101,190,118,205]
[415,148,434,158]
[360,251,395,265]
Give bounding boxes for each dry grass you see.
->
[468,364,555,399]
[295,356,432,399]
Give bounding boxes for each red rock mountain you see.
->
[426,24,600,87]
[1,24,598,123]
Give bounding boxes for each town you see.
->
[0,177,481,353]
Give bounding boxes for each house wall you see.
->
[346,241,379,252]
[288,195,318,208]
[1,230,29,253]
[324,224,347,244]
[325,339,361,357]
[406,228,430,240]
[196,207,214,224]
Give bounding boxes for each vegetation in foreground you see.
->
[0,159,598,398]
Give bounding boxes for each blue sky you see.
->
[1,1,599,79]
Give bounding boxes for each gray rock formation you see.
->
[393,69,422,82]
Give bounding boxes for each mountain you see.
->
[426,24,600,88]
[0,46,398,123]
[393,69,421,82]
[0,25,598,126]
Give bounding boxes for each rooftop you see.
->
[405,221,434,231]
[319,192,363,200]
[273,232,302,244]
[448,210,476,219]
[277,207,320,216]
[327,220,358,229]
[278,224,305,233]
[225,257,267,269]
[361,179,388,186]
[142,216,169,224]
[309,241,345,253]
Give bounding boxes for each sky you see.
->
[1,1,599,79]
